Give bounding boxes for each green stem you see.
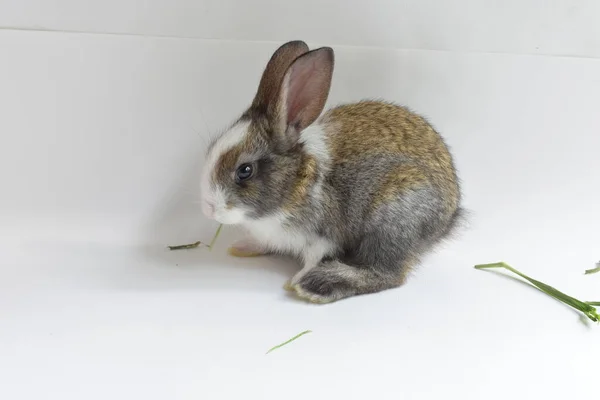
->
[168,224,223,251]
[584,263,600,275]
[266,330,312,354]
[475,262,600,323]
[207,224,223,250]
[167,241,202,250]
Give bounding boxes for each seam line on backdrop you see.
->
[0,26,599,61]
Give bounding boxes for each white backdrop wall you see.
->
[1,0,599,246]
[1,0,599,57]
[2,31,598,246]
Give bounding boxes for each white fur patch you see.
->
[243,212,335,272]
[200,121,250,221]
[299,124,330,168]
[298,124,330,202]
[214,205,247,225]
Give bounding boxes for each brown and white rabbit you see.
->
[200,41,462,303]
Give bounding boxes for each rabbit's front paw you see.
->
[227,239,266,258]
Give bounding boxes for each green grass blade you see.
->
[207,224,223,250]
[167,241,202,250]
[266,330,312,354]
[584,262,600,275]
[168,224,223,251]
[475,262,600,323]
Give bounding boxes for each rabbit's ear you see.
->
[277,47,334,133]
[251,41,309,111]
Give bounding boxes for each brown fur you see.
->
[322,101,460,213]
[283,153,318,212]
[372,163,428,208]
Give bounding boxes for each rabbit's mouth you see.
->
[213,205,247,225]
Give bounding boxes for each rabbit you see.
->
[200,40,462,303]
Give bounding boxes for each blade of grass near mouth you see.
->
[207,224,223,250]
[168,224,223,251]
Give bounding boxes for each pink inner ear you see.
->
[279,47,333,132]
[286,59,319,126]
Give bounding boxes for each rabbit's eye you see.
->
[235,163,254,183]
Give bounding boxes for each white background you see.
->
[1,1,599,399]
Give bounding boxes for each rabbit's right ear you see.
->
[251,41,309,111]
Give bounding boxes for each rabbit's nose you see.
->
[202,200,215,219]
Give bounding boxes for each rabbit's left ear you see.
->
[251,40,309,112]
